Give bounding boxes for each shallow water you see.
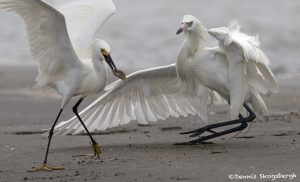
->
[0,0,299,77]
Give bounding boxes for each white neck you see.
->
[92,52,107,76]
[177,22,207,68]
[175,22,208,93]
[184,22,207,56]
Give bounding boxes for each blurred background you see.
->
[0,0,299,126]
[0,2,299,180]
[0,0,299,78]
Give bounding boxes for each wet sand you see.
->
[0,66,299,182]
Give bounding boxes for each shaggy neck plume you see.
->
[175,22,208,94]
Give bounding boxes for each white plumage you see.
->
[54,64,213,135]
[0,0,123,171]
[54,16,278,136]
[0,0,118,107]
[49,0,116,59]
[208,20,279,118]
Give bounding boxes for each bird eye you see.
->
[187,21,193,26]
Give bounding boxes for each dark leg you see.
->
[176,103,256,145]
[73,98,101,158]
[29,109,65,172]
[44,109,63,163]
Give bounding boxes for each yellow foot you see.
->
[92,143,102,158]
[28,163,64,172]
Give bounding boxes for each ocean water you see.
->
[0,0,299,77]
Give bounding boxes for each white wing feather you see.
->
[225,20,279,94]
[0,0,80,87]
[49,0,116,59]
[54,64,211,135]
[210,20,279,118]
[223,43,247,119]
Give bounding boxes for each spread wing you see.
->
[49,0,116,59]
[0,0,80,86]
[209,20,279,118]
[54,64,211,135]
[225,21,279,94]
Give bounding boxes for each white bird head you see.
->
[94,39,126,80]
[176,15,202,35]
[94,39,111,58]
[176,15,209,43]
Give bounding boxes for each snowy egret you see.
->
[0,0,125,171]
[177,17,278,144]
[53,16,278,145]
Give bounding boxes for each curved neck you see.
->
[185,22,208,54]
[177,22,208,63]
[92,52,106,75]
[175,22,208,91]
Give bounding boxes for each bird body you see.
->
[177,16,278,119]
[0,0,124,171]
[173,16,278,145]
[54,16,278,142]
[190,48,229,99]
[0,0,121,106]
[52,54,107,100]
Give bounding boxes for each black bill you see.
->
[176,22,193,35]
[104,54,126,80]
[104,54,117,72]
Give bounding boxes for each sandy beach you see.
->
[0,0,299,181]
[0,66,299,182]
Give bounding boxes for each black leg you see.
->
[73,98,101,158]
[73,98,96,144]
[28,108,66,172]
[176,103,256,145]
[43,108,63,164]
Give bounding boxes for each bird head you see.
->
[94,39,126,80]
[176,15,200,35]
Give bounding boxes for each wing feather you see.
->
[224,43,247,119]
[209,20,279,95]
[53,64,211,135]
[226,21,279,94]
[50,0,116,59]
[0,0,80,86]
[209,20,279,118]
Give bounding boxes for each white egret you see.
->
[0,0,125,171]
[54,15,278,145]
[177,18,279,144]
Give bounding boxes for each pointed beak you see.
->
[176,22,193,35]
[104,54,117,72]
[103,54,126,80]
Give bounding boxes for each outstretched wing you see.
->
[0,0,80,86]
[54,64,211,135]
[49,0,116,59]
[209,20,279,118]
[227,21,279,94]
